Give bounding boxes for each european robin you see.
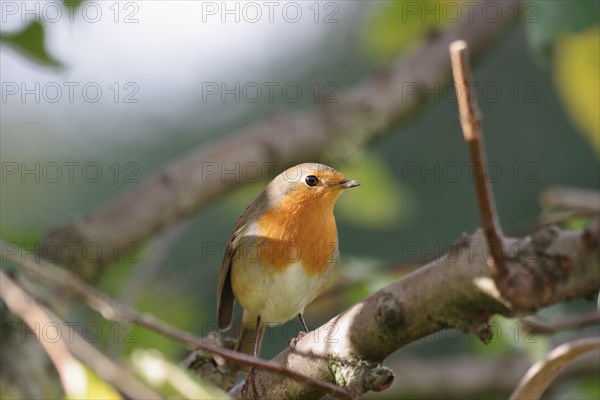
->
[217,163,359,363]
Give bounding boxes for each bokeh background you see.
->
[1,1,599,398]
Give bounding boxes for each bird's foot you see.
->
[287,330,307,349]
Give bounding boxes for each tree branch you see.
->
[225,224,599,399]
[450,40,506,280]
[40,0,519,281]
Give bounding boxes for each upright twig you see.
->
[0,241,350,400]
[449,40,507,279]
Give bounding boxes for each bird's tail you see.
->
[233,311,264,370]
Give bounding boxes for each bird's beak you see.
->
[338,179,360,189]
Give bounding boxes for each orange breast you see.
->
[255,191,339,276]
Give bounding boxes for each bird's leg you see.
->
[288,312,309,349]
[298,312,309,333]
[242,315,261,399]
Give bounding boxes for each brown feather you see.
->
[216,190,267,331]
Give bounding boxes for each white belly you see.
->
[232,261,335,325]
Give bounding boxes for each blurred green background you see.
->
[1,1,598,399]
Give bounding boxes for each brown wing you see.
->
[216,190,267,331]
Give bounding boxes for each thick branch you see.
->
[41,0,519,280]
[227,225,600,399]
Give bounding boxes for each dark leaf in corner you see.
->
[0,21,62,68]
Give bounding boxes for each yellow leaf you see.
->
[554,26,600,156]
[65,367,121,400]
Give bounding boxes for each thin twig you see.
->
[449,40,507,279]
[0,271,162,399]
[521,313,600,335]
[0,241,351,400]
[540,186,600,214]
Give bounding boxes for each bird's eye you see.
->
[305,175,319,187]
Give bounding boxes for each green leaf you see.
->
[0,21,62,67]
[525,0,600,58]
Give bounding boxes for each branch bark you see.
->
[225,224,600,399]
[40,0,519,280]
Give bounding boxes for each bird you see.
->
[216,162,359,366]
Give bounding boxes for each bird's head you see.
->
[266,163,359,213]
